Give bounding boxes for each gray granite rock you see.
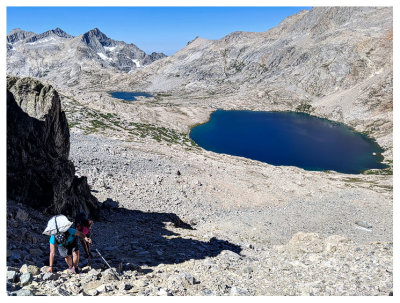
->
[7,271,17,282]
[20,272,31,286]
[14,288,33,296]
[42,272,59,281]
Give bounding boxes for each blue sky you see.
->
[7,7,311,55]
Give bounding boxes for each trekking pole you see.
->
[87,221,94,266]
[90,223,120,280]
[94,247,120,281]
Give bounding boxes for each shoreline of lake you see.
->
[188,109,389,174]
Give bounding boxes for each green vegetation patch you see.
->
[128,122,197,147]
[362,167,393,175]
[296,103,313,113]
[61,93,198,147]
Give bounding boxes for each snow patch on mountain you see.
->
[104,46,116,52]
[132,59,141,67]
[97,52,112,61]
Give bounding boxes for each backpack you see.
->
[54,215,68,245]
[55,232,67,245]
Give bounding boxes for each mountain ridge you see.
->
[6,7,393,154]
[7,27,167,77]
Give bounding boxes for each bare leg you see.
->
[81,239,90,257]
[65,256,73,267]
[72,250,80,268]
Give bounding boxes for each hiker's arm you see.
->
[75,230,92,243]
[47,243,56,272]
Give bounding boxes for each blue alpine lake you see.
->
[109,91,153,101]
[189,110,388,174]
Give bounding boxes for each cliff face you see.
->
[7,76,99,217]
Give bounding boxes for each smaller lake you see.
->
[110,91,153,101]
[189,110,388,174]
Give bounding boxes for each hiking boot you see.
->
[75,267,81,274]
[69,266,76,274]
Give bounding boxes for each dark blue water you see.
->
[110,91,153,101]
[189,110,388,174]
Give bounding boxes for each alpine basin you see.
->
[109,91,153,101]
[189,110,387,174]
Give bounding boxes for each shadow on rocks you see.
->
[87,198,242,269]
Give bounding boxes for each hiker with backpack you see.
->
[74,212,94,260]
[43,215,91,274]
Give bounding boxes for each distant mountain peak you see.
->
[7,28,36,44]
[51,27,72,38]
[9,28,24,34]
[84,27,106,38]
[81,28,114,48]
[22,28,72,44]
[90,27,102,34]
[7,26,168,76]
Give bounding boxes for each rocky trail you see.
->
[6,132,393,296]
[6,199,393,296]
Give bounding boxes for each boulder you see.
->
[7,271,17,282]
[102,268,120,281]
[96,284,106,293]
[14,288,33,296]
[324,235,348,253]
[42,272,59,281]
[20,264,40,275]
[83,280,104,295]
[118,282,132,291]
[20,272,31,286]
[7,76,99,218]
[105,285,114,292]
[87,268,101,279]
[87,289,98,296]
[278,232,325,255]
[7,266,20,272]
[355,220,373,229]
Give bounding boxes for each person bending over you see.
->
[75,212,94,259]
[47,227,91,273]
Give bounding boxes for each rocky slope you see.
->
[7,27,166,84]
[7,76,98,217]
[6,199,393,296]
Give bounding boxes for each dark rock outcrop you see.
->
[7,76,98,218]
